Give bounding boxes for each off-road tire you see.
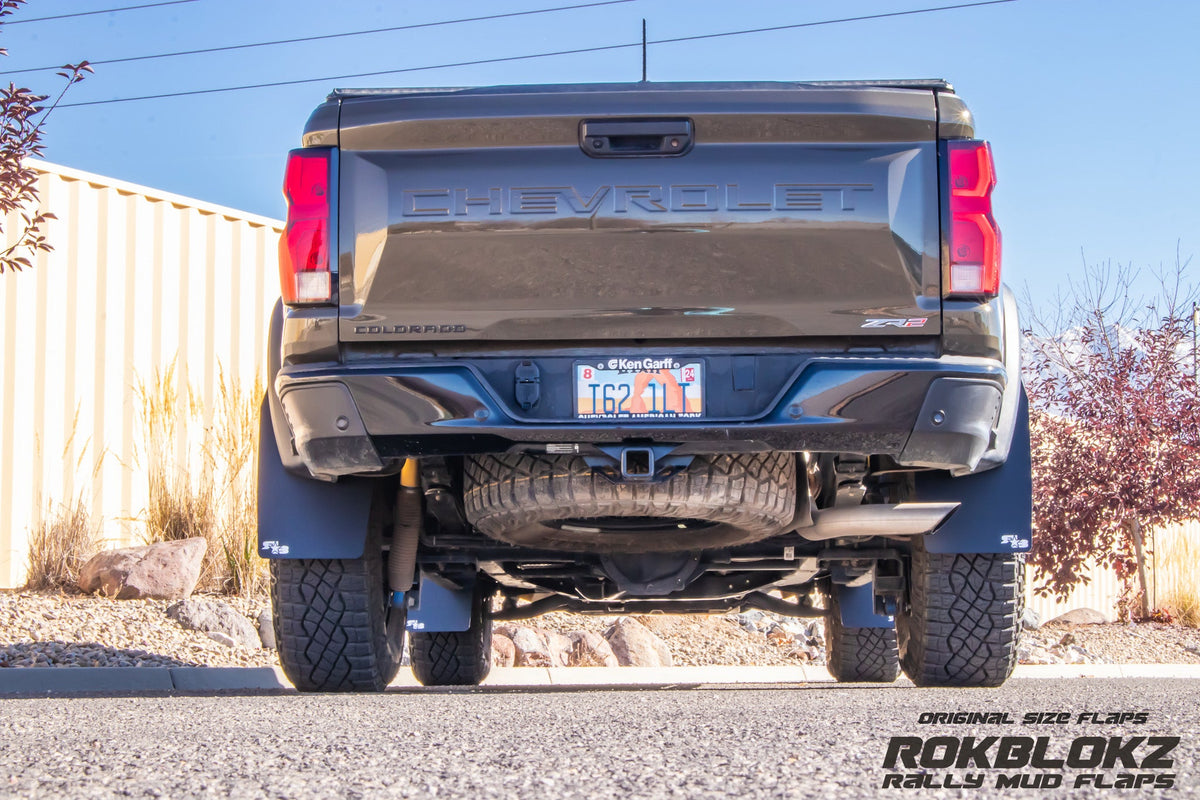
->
[409,582,492,686]
[271,532,406,693]
[825,591,900,683]
[463,453,797,552]
[896,539,1023,687]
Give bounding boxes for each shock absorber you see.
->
[388,459,422,593]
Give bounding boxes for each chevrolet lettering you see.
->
[401,183,875,217]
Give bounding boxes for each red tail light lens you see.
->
[945,140,1000,298]
[279,148,332,305]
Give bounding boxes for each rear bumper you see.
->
[271,354,1011,480]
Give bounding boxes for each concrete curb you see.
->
[0,666,290,695]
[2,663,1199,695]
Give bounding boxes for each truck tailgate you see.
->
[336,84,941,343]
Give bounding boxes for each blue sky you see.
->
[4,0,1198,303]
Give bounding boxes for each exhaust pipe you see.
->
[388,459,422,593]
[798,502,959,542]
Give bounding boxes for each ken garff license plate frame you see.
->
[574,357,704,420]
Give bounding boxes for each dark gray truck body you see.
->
[270,82,1014,475]
[260,81,1029,690]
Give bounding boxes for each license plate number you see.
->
[575,358,703,420]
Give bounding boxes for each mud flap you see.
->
[257,396,375,559]
[834,583,895,628]
[915,388,1032,554]
[402,573,476,633]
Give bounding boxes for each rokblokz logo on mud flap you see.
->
[880,710,1179,790]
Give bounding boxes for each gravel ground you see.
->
[0,591,277,668]
[3,590,1199,670]
[2,679,1197,799]
[1023,620,1200,664]
[536,611,823,666]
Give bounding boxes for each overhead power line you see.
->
[60,0,1017,109]
[0,0,634,76]
[3,0,198,25]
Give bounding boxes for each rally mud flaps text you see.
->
[880,711,1180,790]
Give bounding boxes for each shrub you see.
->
[1153,527,1200,628]
[210,370,265,596]
[136,362,221,588]
[24,497,98,591]
[135,361,264,595]
[24,407,103,591]
[1024,254,1200,611]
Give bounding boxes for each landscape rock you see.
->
[506,626,551,666]
[735,611,765,633]
[76,538,206,600]
[256,609,276,650]
[491,634,516,667]
[604,617,673,667]
[491,625,575,667]
[166,597,260,649]
[1048,608,1110,626]
[767,627,791,645]
[207,631,237,648]
[778,619,809,637]
[545,630,574,667]
[566,631,619,667]
[1021,607,1042,631]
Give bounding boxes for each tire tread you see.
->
[271,555,403,693]
[897,544,1022,687]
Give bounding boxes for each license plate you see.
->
[574,358,703,420]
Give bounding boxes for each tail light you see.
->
[278,148,332,305]
[944,140,1000,298]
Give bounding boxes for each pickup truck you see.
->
[258,80,1031,692]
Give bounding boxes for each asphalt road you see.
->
[0,679,1196,799]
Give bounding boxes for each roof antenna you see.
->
[641,18,647,82]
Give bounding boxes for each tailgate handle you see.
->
[580,119,692,157]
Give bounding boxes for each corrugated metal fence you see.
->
[0,160,280,588]
[1025,558,1122,623]
[1025,522,1199,622]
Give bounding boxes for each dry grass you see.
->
[136,362,219,588]
[1153,526,1200,627]
[209,369,265,596]
[24,407,104,592]
[136,362,264,596]
[23,497,99,591]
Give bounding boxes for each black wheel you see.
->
[896,538,1023,687]
[409,580,493,687]
[463,453,797,552]
[825,590,900,683]
[270,497,405,693]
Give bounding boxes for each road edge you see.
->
[2,663,1200,695]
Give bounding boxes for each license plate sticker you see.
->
[574,358,703,420]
